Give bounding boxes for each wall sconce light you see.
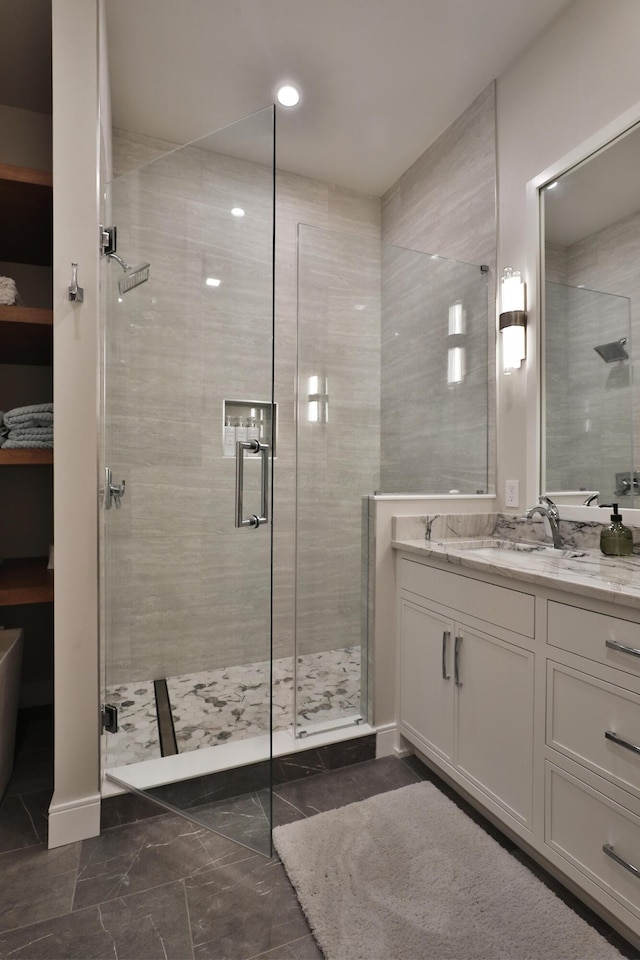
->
[499,267,526,374]
[447,299,466,384]
[308,375,329,422]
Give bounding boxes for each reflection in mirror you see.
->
[542,122,640,508]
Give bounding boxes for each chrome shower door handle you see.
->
[235,439,269,528]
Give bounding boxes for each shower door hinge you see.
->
[100,225,117,257]
[101,703,119,734]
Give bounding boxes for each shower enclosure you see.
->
[100,108,276,854]
[99,104,492,853]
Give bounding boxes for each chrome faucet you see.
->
[526,495,562,549]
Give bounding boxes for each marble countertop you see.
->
[392,536,640,611]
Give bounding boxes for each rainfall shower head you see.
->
[107,252,151,295]
[594,338,629,363]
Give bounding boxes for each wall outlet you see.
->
[505,479,520,508]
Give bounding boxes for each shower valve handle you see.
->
[104,467,126,510]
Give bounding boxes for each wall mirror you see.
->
[540,117,640,515]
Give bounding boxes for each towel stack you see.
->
[0,404,53,449]
[0,276,23,306]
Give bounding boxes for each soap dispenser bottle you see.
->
[599,503,633,556]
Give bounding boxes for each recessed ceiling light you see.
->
[277,84,300,107]
[231,207,245,217]
[206,277,222,287]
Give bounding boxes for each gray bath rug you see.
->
[272,781,626,960]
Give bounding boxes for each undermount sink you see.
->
[440,538,588,560]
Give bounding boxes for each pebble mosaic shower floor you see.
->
[104,646,362,768]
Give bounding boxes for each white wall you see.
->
[496,0,640,510]
[49,0,101,848]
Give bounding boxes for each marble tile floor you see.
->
[105,646,362,768]
[1,708,637,959]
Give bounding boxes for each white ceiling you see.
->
[104,0,575,196]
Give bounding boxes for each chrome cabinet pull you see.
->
[603,843,640,880]
[235,439,269,528]
[454,634,463,687]
[606,639,640,659]
[605,730,640,756]
[441,631,450,680]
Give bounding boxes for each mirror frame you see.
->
[526,97,640,524]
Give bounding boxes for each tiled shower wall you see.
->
[545,209,640,501]
[104,124,381,684]
[379,81,497,494]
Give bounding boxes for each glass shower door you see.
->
[99,107,275,855]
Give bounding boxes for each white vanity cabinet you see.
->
[545,599,640,931]
[394,548,640,948]
[398,557,535,830]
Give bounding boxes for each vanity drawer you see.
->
[547,661,640,799]
[546,763,640,920]
[548,601,640,678]
[399,559,535,637]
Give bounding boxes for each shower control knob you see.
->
[104,467,126,510]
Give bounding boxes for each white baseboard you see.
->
[375,723,398,758]
[48,792,101,848]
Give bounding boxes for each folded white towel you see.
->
[0,277,23,306]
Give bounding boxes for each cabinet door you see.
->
[455,625,534,827]
[399,597,454,763]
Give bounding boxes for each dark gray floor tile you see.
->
[74,813,256,911]
[100,790,169,830]
[4,749,53,798]
[0,794,43,852]
[0,880,194,959]
[0,842,80,934]
[273,755,419,817]
[187,856,310,960]
[266,790,307,829]
[254,933,323,959]
[186,792,271,856]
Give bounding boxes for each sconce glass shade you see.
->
[501,324,526,373]
[308,375,329,422]
[448,300,466,336]
[500,267,525,312]
[500,267,526,374]
[447,346,465,384]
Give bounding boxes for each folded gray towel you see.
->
[2,438,53,449]
[3,404,54,428]
[0,277,23,306]
[6,428,53,442]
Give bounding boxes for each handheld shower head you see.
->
[594,338,629,363]
[107,252,151,294]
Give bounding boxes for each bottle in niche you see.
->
[223,415,236,457]
[235,417,248,444]
[247,414,260,445]
[599,503,633,556]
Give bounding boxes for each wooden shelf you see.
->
[0,305,53,365]
[0,449,53,465]
[0,557,53,606]
[0,164,52,267]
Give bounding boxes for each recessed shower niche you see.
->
[222,399,276,458]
